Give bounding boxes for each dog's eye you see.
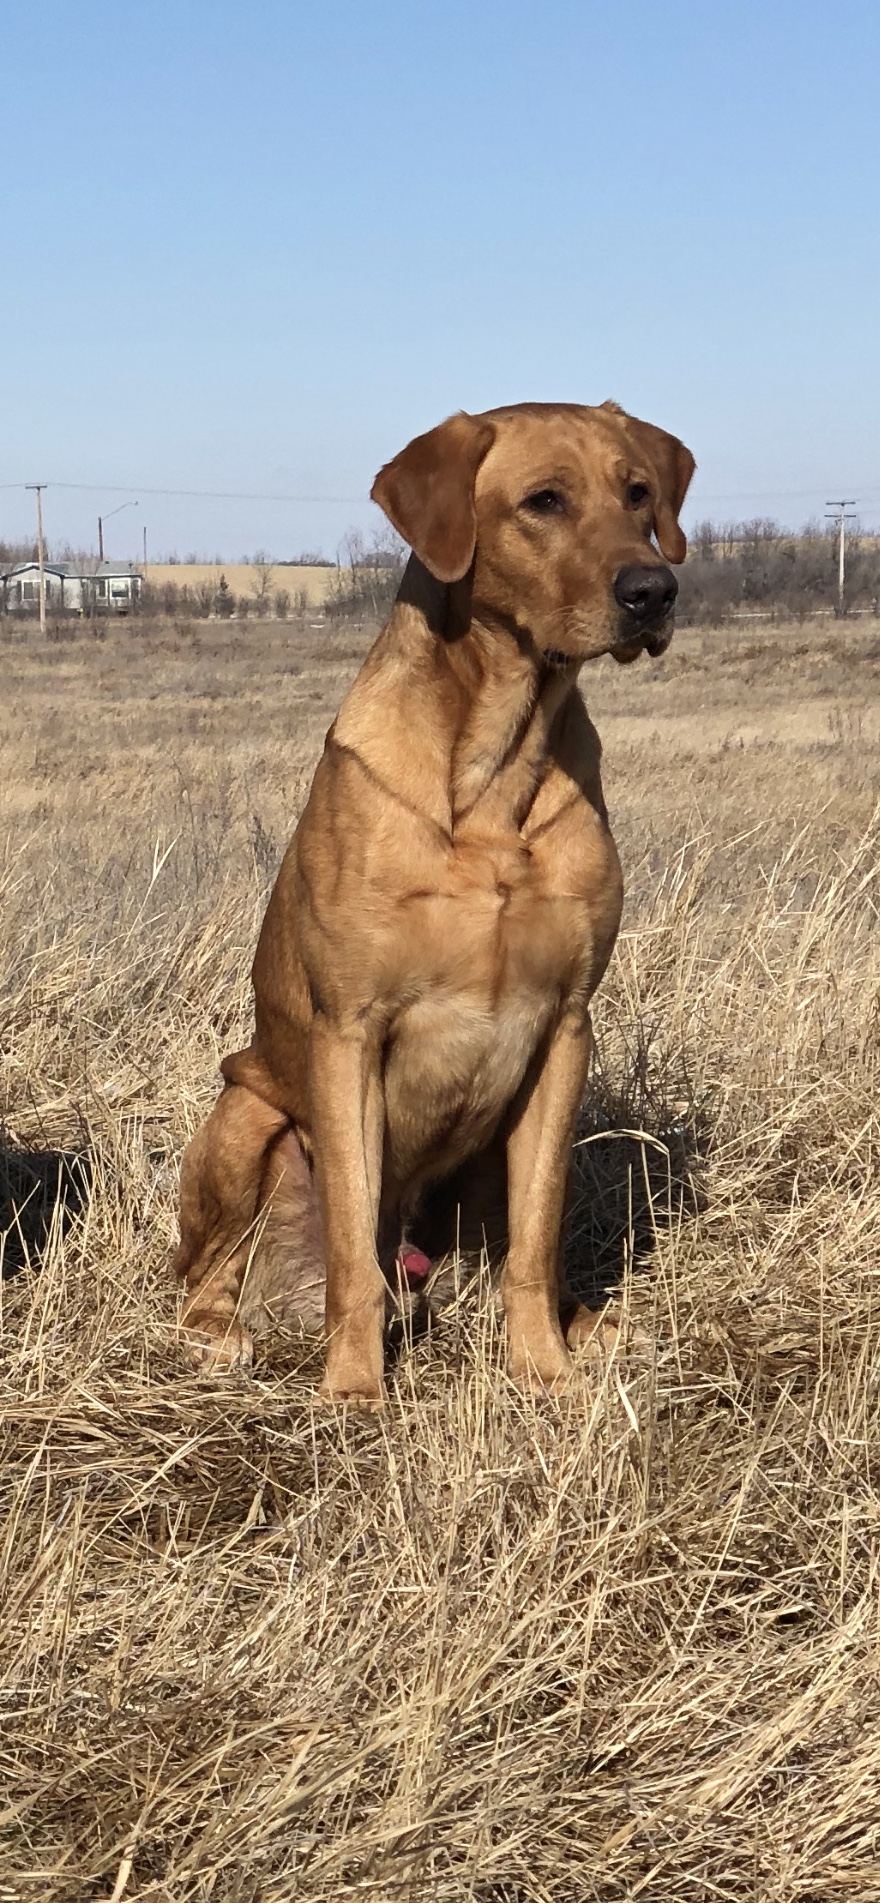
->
[628,482,650,507]
[522,489,566,515]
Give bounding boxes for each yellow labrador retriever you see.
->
[174,401,694,1401]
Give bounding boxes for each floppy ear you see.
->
[370,411,496,583]
[625,416,696,564]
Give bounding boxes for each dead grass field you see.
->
[142,567,340,609]
[2,610,880,1901]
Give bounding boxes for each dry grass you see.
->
[142,566,339,608]
[2,613,880,1901]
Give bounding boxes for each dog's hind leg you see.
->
[174,1083,289,1370]
[240,1127,326,1341]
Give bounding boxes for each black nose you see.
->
[613,563,678,621]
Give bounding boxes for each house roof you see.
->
[0,561,68,581]
[0,560,142,581]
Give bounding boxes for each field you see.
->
[141,567,340,611]
[2,609,880,1901]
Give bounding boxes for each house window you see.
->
[23,581,37,600]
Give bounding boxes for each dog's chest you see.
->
[384,982,550,1174]
[381,814,618,1174]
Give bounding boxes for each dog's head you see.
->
[371,401,695,665]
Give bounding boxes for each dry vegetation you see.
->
[676,523,880,623]
[2,608,880,1901]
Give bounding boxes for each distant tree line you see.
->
[677,520,880,623]
[138,574,310,621]
[0,538,39,567]
[322,520,880,626]
[142,522,879,626]
[7,521,880,629]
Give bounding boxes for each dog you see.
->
[174,400,694,1402]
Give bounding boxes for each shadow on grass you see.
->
[407,1025,712,1326]
[565,1036,712,1307]
[0,1129,91,1278]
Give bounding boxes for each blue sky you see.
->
[4,0,879,560]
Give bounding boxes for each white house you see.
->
[0,560,142,615]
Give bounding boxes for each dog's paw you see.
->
[316,1345,386,1410]
[315,1379,386,1412]
[180,1312,254,1375]
[566,1304,650,1361]
[510,1366,573,1397]
[508,1338,574,1395]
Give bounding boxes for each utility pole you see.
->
[143,524,147,568]
[825,499,857,616]
[26,484,48,636]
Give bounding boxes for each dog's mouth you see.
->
[542,646,575,672]
[611,617,674,666]
[539,606,675,671]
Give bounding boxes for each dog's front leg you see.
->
[309,1019,387,1405]
[503,1015,592,1392]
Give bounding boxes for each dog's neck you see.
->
[333,555,577,838]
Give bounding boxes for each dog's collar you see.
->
[542,647,571,670]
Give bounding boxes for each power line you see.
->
[0,480,362,502]
[2,477,880,505]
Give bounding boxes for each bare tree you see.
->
[324,527,406,623]
[195,577,216,617]
[250,550,275,615]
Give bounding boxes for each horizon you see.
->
[3,508,878,574]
